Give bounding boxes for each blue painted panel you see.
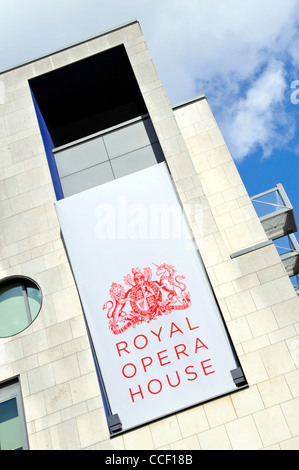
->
[30,88,64,200]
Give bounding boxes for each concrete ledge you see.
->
[0,19,140,75]
[230,240,273,259]
[172,94,207,110]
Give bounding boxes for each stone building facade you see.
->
[0,20,299,450]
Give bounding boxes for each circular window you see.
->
[0,276,42,338]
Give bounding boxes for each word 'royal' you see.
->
[116,316,200,356]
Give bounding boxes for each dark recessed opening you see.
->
[29,45,148,147]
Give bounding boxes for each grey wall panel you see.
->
[54,117,165,197]
[60,161,114,197]
[111,146,158,179]
[103,119,158,159]
[55,137,108,178]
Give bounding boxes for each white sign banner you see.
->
[55,163,244,433]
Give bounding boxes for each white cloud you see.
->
[0,0,298,162]
[139,0,299,162]
[221,60,295,160]
[145,0,299,101]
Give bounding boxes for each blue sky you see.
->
[0,1,298,241]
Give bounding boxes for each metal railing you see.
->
[274,233,299,256]
[251,184,299,294]
[251,184,292,218]
[251,184,298,240]
[274,233,299,278]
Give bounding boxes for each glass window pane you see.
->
[0,285,28,337]
[27,285,42,320]
[0,278,42,338]
[0,398,23,450]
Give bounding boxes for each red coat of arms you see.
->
[103,263,191,334]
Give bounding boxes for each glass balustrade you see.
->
[251,184,298,240]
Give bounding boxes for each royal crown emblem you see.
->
[103,263,191,334]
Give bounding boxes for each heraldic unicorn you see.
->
[103,263,191,334]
